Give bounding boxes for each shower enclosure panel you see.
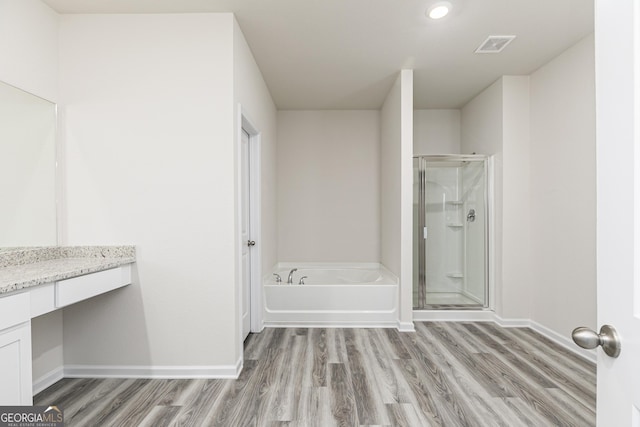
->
[413,155,489,310]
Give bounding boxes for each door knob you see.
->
[247,240,256,247]
[571,324,621,358]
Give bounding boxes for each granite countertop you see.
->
[0,246,136,295]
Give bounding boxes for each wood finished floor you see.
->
[35,322,596,426]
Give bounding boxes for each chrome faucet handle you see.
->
[287,268,298,284]
[298,276,308,285]
[273,273,282,283]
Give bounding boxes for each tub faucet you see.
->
[298,276,307,285]
[287,268,297,284]
[273,273,282,283]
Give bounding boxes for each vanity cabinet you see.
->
[0,293,33,405]
[0,263,133,405]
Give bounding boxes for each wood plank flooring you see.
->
[35,322,596,426]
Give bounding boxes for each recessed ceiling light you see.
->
[427,2,452,20]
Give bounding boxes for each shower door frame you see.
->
[414,154,491,310]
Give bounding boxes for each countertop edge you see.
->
[0,247,137,296]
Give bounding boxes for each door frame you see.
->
[236,105,263,343]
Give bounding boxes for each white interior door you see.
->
[594,0,640,424]
[241,129,252,340]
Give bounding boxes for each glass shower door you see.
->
[413,156,488,310]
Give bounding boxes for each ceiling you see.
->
[41,0,594,110]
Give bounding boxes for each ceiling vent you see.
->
[475,35,516,54]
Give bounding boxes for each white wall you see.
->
[233,18,277,276]
[461,76,532,319]
[0,0,62,389]
[461,80,503,156]
[414,109,461,155]
[461,79,505,314]
[277,110,380,263]
[60,14,240,371]
[461,37,596,338]
[382,82,403,276]
[501,76,532,319]
[381,70,413,330]
[529,34,596,334]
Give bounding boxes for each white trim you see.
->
[413,310,596,363]
[265,321,397,329]
[64,359,243,379]
[400,69,415,332]
[54,104,64,246]
[241,110,263,335]
[32,366,64,395]
[413,309,496,322]
[526,319,596,364]
[397,321,416,332]
[487,155,496,311]
[236,103,264,353]
[492,315,530,327]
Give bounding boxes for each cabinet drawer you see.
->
[30,283,55,318]
[0,293,30,330]
[55,265,131,308]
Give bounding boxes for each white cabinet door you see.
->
[0,323,32,405]
[0,293,32,405]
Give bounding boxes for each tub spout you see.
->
[287,268,297,284]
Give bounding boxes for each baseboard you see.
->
[414,310,596,364]
[413,309,495,322]
[397,321,416,332]
[32,366,65,395]
[527,319,597,364]
[264,321,397,329]
[491,315,530,328]
[64,358,243,379]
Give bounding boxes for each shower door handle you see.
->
[247,240,256,247]
[467,209,476,222]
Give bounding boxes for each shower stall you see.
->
[413,155,489,310]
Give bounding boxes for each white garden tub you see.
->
[264,264,398,327]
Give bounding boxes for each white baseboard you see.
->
[414,310,596,364]
[34,316,594,395]
[32,366,65,395]
[264,321,397,329]
[397,321,416,332]
[64,359,243,380]
[527,319,597,364]
[413,309,496,322]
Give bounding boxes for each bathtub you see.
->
[263,264,398,327]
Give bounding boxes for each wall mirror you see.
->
[0,81,57,249]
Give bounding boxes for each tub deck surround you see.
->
[265,263,399,328]
[0,246,136,295]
